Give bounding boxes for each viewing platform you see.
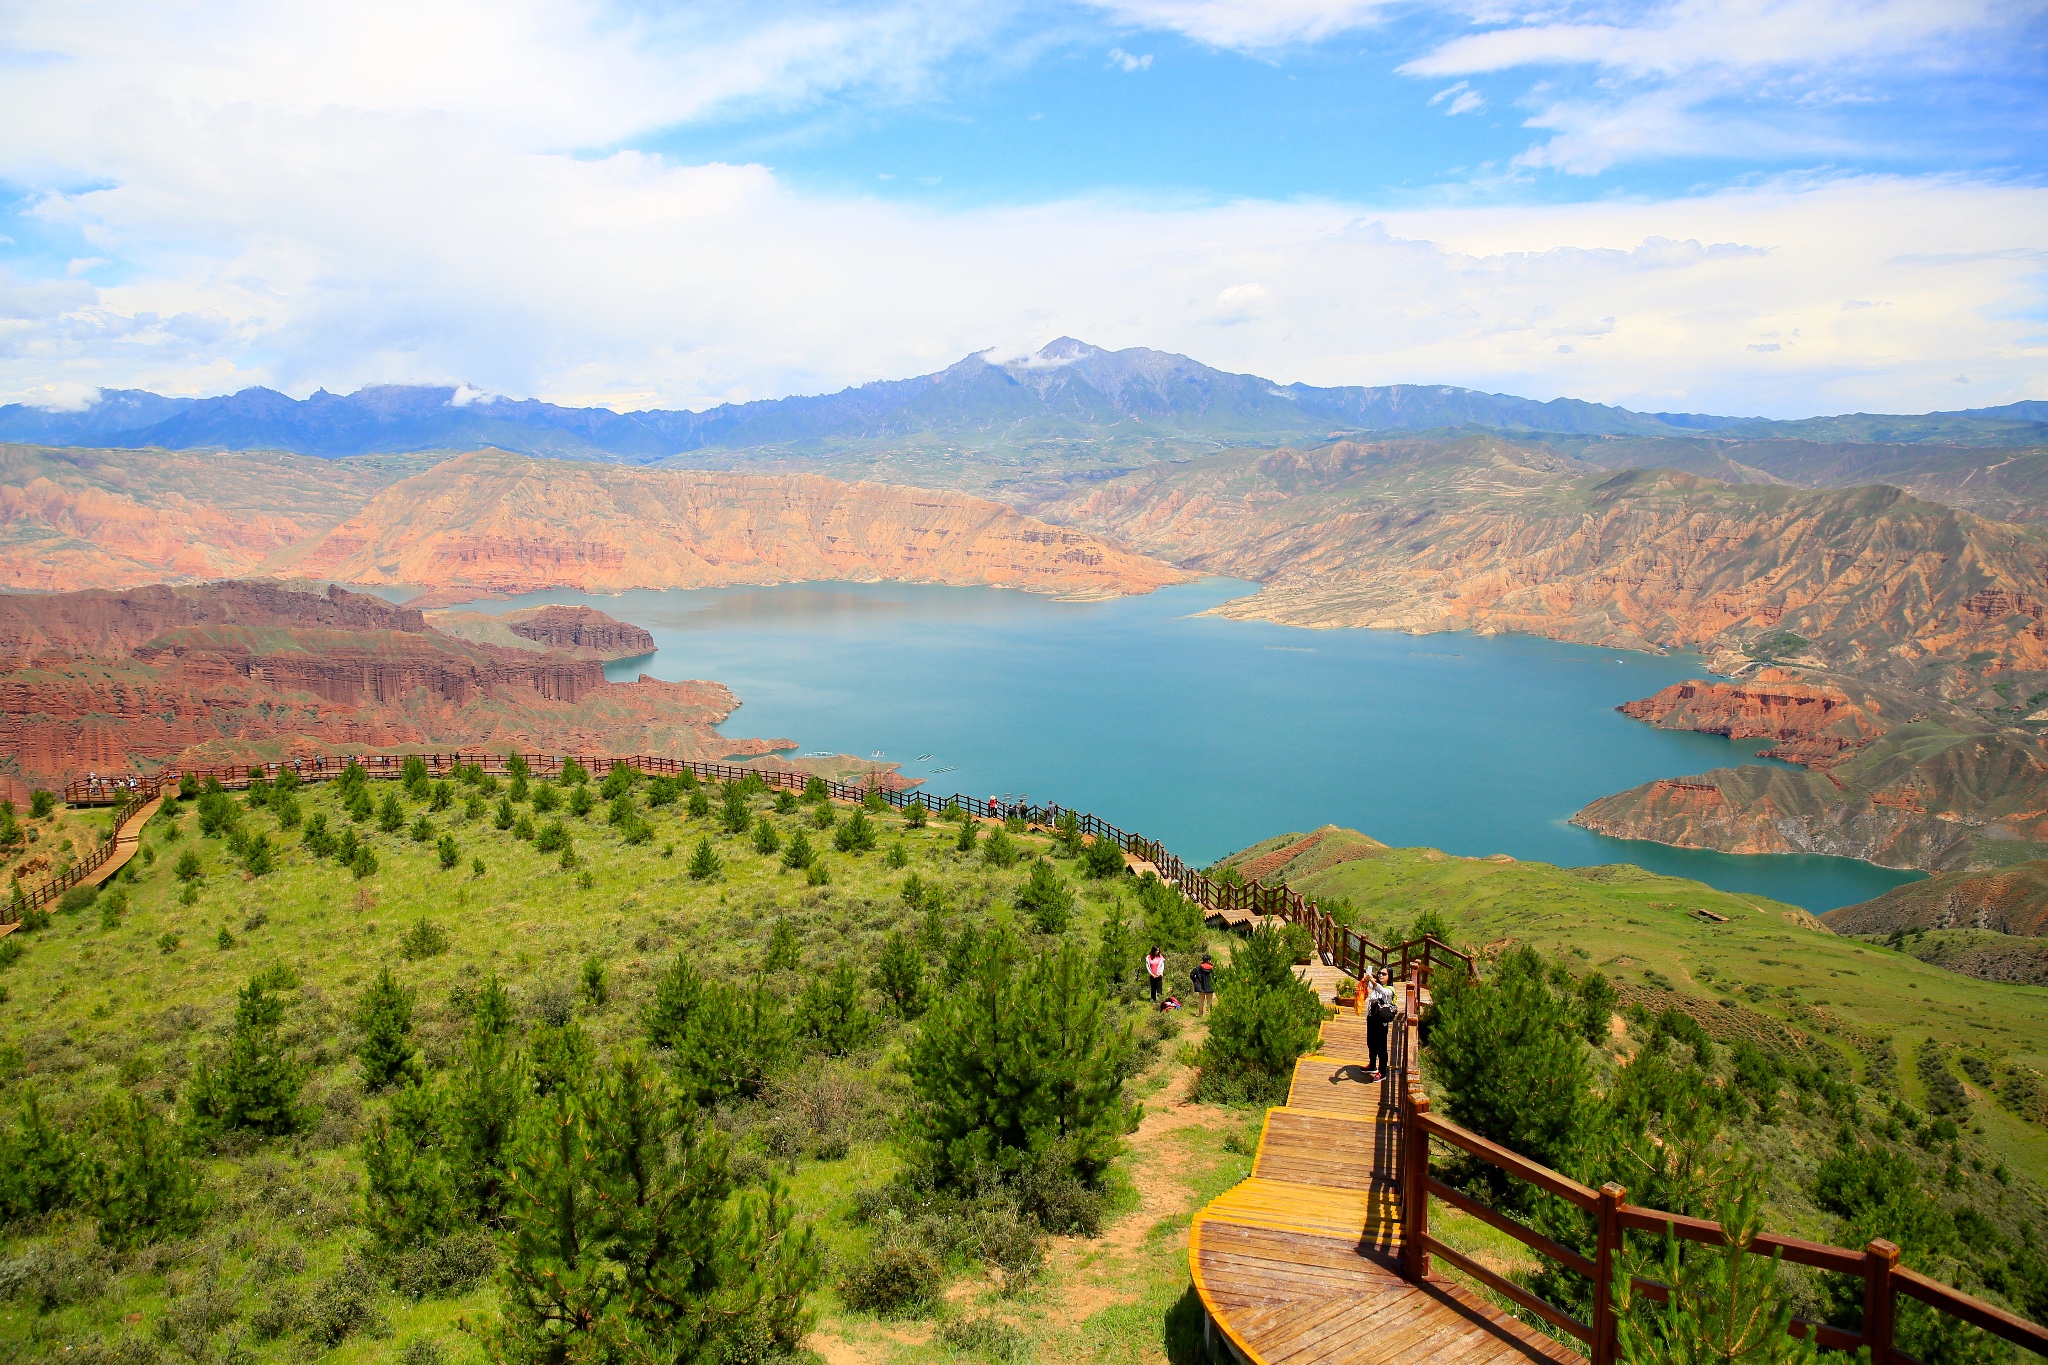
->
[1191,984,1581,1365]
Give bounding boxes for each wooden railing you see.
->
[55,753,1474,986]
[1392,987,2048,1364]
[6,783,156,921]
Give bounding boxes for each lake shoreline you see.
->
[441,578,1923,911]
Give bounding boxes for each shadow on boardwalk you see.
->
[1189,981,1581,1365]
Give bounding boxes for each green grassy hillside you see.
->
[0,770,1252,1365]
[1238,831,2048,1211]
[8,781,2048,1365]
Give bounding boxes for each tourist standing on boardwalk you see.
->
[1190,954,1215,1015]
[1145,946,1166,1002]
[1364,969,1395,1081]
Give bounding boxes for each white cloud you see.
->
[1400,0,2028,173]
[1444,90,1485,115]
[1108,47,1153,70]
[1086,0,1391,48]
[0,2,2042,420]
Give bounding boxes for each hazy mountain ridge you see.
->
[7,339,2040,463]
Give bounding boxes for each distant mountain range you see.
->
[7,338,2044,461]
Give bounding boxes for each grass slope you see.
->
[0,774,1250,1365]
[1244,836,2048,1210]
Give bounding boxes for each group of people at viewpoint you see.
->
[1142,947,1399,1083]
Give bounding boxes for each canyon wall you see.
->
[0,444,432,591]
[0,581,425,659]
[1574,673,2048,871]
[289,449,1185,603]
[0,583,785,790]
[1053,439,2048,693]
[504,605,655,659]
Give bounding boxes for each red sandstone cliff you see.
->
[0,443,428,591]
[1574,672,2048,872]
[1614,670,1889,768]
[292,450,1187,603]
[0,583,784,789]
[1052,441,2048,692]
[0,581,425,661]
[503,605,655,660]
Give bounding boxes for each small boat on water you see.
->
[916,753,932,761]
[932,765,956,774]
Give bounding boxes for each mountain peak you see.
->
[1036,337,1104,362]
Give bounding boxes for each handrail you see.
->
[1392,949,2046,1365]
[48,754,1478,989]
[6,784,153,922]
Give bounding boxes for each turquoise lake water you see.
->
[449,578,1921,912]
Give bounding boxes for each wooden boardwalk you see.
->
[1190,982,1583,1365]
[2,794,160,938]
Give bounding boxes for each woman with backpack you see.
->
[1364,968,1396,1082]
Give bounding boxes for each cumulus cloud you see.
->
[1108,47,1153,70]
[0,1,2042,418]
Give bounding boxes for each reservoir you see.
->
[447,578,1921,912]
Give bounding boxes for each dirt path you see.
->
[804,1019,1238,1365]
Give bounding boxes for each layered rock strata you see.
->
[425,604,655,661]
[292,449,1185,603]
[0,443,431,591]
[1052,439,2048,690]
[1574,673,2048,872]
[0,583,785,791]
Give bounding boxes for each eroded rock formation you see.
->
[291,450,1186,603]
[0,582,785,792]
[1575,672,2048,872]
[1051,439,2048,691]
[503,605,655,659]
[0,443,430,591]
[1614,671,1889,768]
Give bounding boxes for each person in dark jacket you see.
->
[1190,955,1215,1015]
[1364,969,1396,1081]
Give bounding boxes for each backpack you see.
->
[1368,993,1395,1025]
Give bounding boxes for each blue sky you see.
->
[651,5,2047,206]
[0,0,2043,417]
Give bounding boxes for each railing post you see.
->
[1593,1183,1626,1365]
[1863,1239,1900,1365]
[1402,1087,1431,1282]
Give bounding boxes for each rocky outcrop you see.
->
[424,605,656,661]
[1615,671,1891,768]
[503,605,655,660]
[0,583,786,786]
[292,450,1187,603]
[0,581,425,660]
[1051,439,2048,691]
[1575,675,2048,872]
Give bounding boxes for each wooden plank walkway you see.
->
[1190,984,1583,1365]
[1,794,160,938]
